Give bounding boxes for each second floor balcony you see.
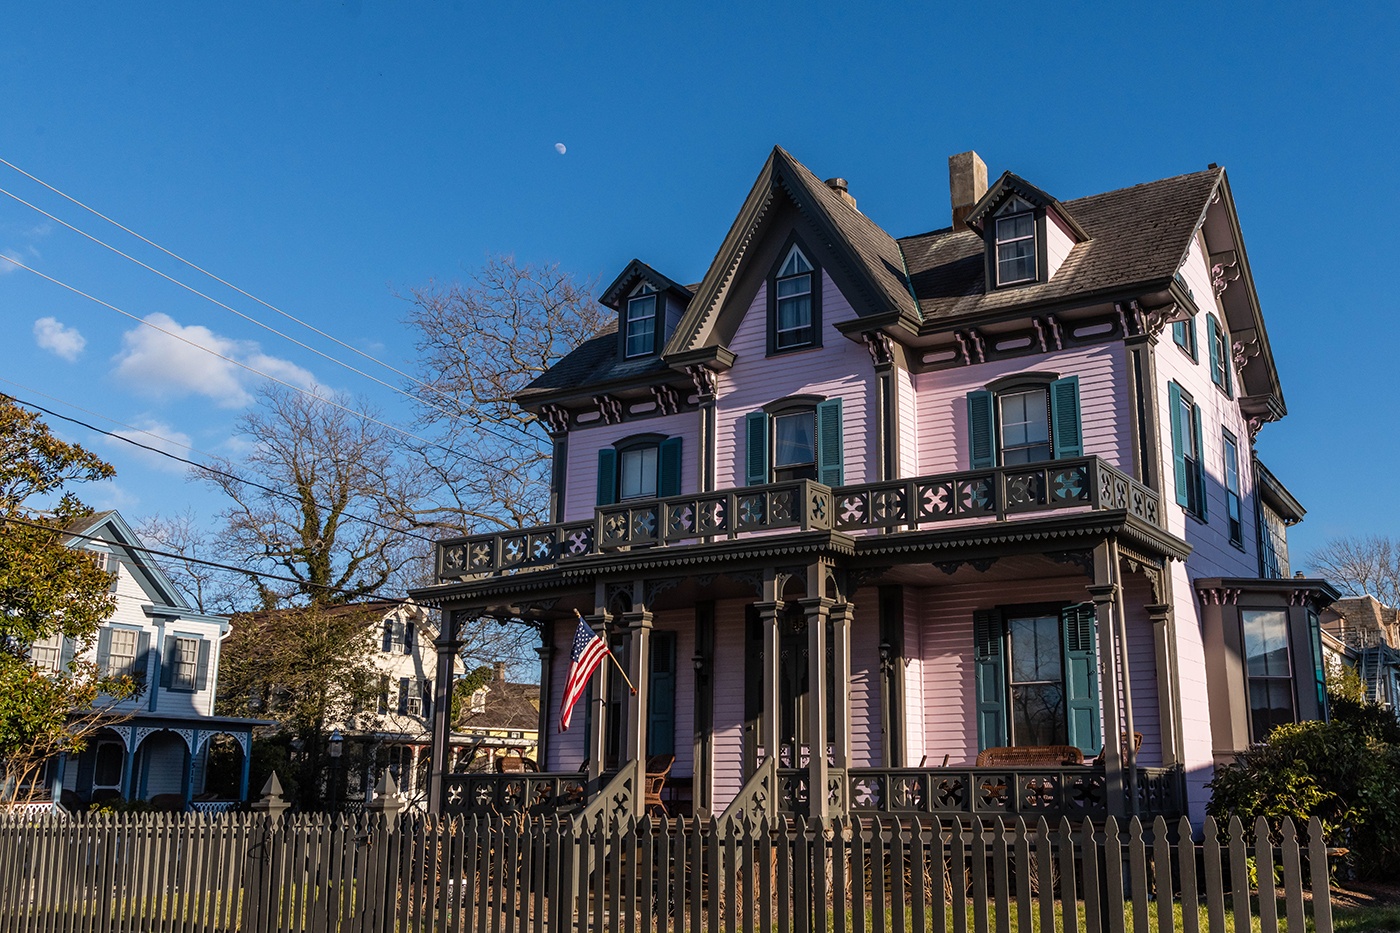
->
[436,456,1161,582]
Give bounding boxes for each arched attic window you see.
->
[769,243,820,353]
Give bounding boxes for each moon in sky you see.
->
[554,143,567,155]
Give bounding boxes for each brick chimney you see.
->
[825,177,858,212]
[948,151,988,227]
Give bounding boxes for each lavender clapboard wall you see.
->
[1155,235,1262,820]
[847,603,881,767]
[561,411,701,524]
[902,591,926,766]
[895,364,919,479]
[911,343,1133,477]
[911,576,1161,767]
[709,599,749,811]
[714,275,876,490]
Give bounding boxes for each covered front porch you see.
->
[423,523,1190,825]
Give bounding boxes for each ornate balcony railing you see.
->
[441,772,591,819]
[845,766,1181,820]
[437,457,1160,581]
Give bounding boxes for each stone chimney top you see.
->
[948,151,988,227]
[493,661,507,684]
[824,177,858,212]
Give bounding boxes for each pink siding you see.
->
[546,631,587,770]
[1122,575,1162,767]
[562,412,701,524]
[902,594,927,766]
[709,600,748,811]
[714,275,877,490]
[895,364,919,479]
[1169,559,1214,822]
[1045,211,1077,280]
[848,603,882,766]
[911,344,1133,477]
[1158,236,1259,581]
[910,576,1161,767]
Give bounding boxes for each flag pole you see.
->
[574,609,638,695]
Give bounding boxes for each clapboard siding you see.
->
[1169,558,1215,823]
[714,275,876,490]
[848,603,881,767]
[1156,236,1259,581]
[895,364,919,479]
[1122,575,1162,768]
[561,412,701,524]
[912,343,1132,477]
[902,590,927,766]
[545,629,586,771]
[709,599,749,812]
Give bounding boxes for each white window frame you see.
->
[29,633,64,673]
[106,628,139,679]
[993,197,1037,286]
[997,387,1052,465]
[169,635,200,692]
[618,443,660,501]
[772,409,817,481]
[624,285,658,358]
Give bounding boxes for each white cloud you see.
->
[88,480,140,512]
[33,316,86,361]
[107,418,195,474]
[0,249,21,276]
[111,312,317,408]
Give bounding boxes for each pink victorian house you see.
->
[414,148,1335,826]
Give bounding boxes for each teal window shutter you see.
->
[973,610,1007,751]
[134,632,151,686]
[59,636,74,671]
[195,639,211,692]
[647,631,677,757]
[422,679,433,721]
[1060,603,1102,756]
[745,411,770,486]
[160,637,175,689]
[658,437,683,497]
[816,398,844,487]
[1049,376,1083,459]
[967,390,997,469]
[1192,402,1207,521]
[398,677,410,715]
[596,448,618,506]
[1206,314,1221,385]
[1168,382,1189,507]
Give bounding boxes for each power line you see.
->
[8,514,425,610]
[0,251,474,460]
[0,183,517,436]
[2,390,437,545]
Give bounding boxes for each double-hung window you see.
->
[1241,609,1295,740]
[773,411,817,481]
[1168,382,1207,520]
[29,633,64,673]
[772,245,816,352]
[1007,613,1067,745]
[106,629,139,679]
[967,376,1082,469]
[994,197,1037,285]
[169,636,200,691]
[596,435,683,505]
[1207,314,1234,397]
[624,286,658,358]
[1223,430,1243,547]
[744,398,844,487]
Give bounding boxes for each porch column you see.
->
[1090,543,1126,820]
[181,739,195,809]
[120,736,137,801]
[802,596,835,820]
[535,621,555,769]
[620,608,653,805]
[408,745,422,799]
[238,735,252,802]
[755,598,783,766]
[583,606,611,783]
[692,601,715,816]
[1110,541,1140,816]
[428,610,465,813]
[1147,602,1181,767]
[828,600,853,771]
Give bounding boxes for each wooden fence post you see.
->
[364,772,403,933]
[246,772,290,933]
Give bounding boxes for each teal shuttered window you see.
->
[1172,317,1198,361]
[974,604,1102,757]
[1168,381,1207,519]
[647,631,677,757]
[596,449,618,506]
[746,399,844,486]
[596,436,683,505]
[967,377,1081,468]
[1206,315,1234,398]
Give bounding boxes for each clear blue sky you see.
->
[1,2,1396,571]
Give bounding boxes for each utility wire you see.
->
[2,391,437,545]
[0,252,478,461]
[0,183,523,437]
[8,514,425,610]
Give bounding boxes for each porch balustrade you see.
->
[436,457,1160,581]
[441,770,591,819]
[846,765,1181,820]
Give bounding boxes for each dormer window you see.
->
[769,243,821,354]
[624,285,658,358]
[994,196,1037,286]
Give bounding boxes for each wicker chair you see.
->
[974,745,1085,767]
[1092,732,1144,766]
[495,753,527,773]
[642,754,674,816]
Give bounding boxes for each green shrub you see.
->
[1207,709,1400,880]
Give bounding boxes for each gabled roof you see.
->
[599,259,693,310]
[665,146,920,355]
[963,171,1089,240]
[899,168,1223,323]
[65,509,212,619]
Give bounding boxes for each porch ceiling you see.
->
[868,552,1091,589]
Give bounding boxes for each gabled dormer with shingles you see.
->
[962,171,1089,290]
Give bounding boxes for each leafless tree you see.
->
[402,255,609,533]
[136,510,240,613]
[1309,535,1400,607]
[198,385,422,609]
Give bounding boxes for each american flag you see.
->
[559,616,609,732]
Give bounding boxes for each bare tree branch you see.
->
[1309,535,1400,608]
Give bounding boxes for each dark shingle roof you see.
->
[518,318,677,399]
[899,168,1222,322]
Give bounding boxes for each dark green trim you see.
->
[766,231,824,357]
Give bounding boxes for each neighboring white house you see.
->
[32,511,266,810]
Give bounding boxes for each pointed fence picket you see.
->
[0,806,1337,933]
